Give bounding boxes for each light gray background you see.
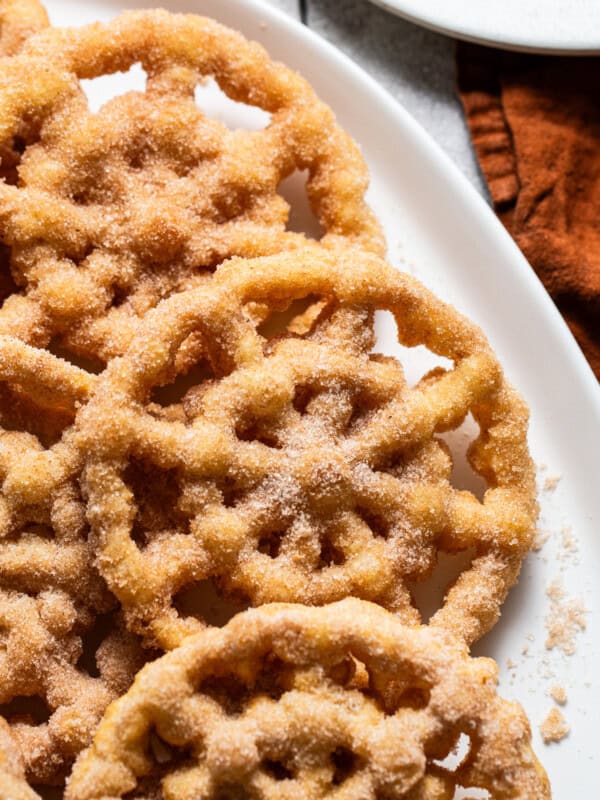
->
[264,0,487,198]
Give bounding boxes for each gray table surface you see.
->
[264,0,487,198]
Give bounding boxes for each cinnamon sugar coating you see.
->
[0,336,145,786]
[0,0,48,56]
[66,599,551,800]
[0,716,39,800]
[0,7,549,796]
[0,9,382,365]
[76,245,538,650]
[0,593,144,786]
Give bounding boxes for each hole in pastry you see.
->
[148,730,178,765]
[0,246,17,297]
[0,383,72,448]
[124,739,192,799]
[71,186,97,207]
[0,694,52,725]
[292,385,316,415]
[214,784,252,800]
[372,310,452,387]
[12,135,26,155]
[76,612,116,678]
[257,528,286,559]
[434,732,472,772]
[151,359,214,408]
[199,672,251,716]
[330,746,360,785]
[278,169,324,239]
[453,788,490,799]
[124,459,189,548]
[253,654,291,700]
[195,77,271,131]
[396,686,430,710]
[330,656,371,691]
[356,506,390,540]
[31,787,63,800]
[130,520,148,549]
[29,522,56,540]
[235,420,281,449]
[2,523,55,545]
[263,759,293,781]
[257,294,323,341]
[373,676,431,715]
[221,477,245,509]
[318,534,345,568]
[121,774,166,799]
[81,64,147,113]
[110,282,132,309]
[47,338,105,375]
[65,242,95,266]
[437,414,487,501]
[173,578,249,628]
[0,135,27,186]
[409,549,475,623]
[127,147,146,171]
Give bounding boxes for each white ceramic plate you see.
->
[43,0,600,794]
[368,0,600,54]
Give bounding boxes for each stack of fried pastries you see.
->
[0,2,551,798]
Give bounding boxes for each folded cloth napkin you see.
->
[456,43,600,379]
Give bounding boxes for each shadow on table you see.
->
[305,0,456,103]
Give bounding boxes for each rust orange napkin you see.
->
[456,43,600,379]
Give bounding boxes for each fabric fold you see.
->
[457,43,600,379]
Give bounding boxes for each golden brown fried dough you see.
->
[0,716,39,800]
[0,9,383,364]
[0,10,548,798]
[0,335,146,786]
[66,599,551,800]
[77,245,537,650]
[0,0,48,56]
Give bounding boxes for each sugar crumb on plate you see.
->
[532,528,550,551]
[540,707,569,744]
[545,578,586,656]
[549,684,567,706]
[542,473,561,492]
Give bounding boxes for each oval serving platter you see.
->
[41,0,600,793]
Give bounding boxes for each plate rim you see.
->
[63,0,599,409]
[367,0,600,54]
[226,0,600,420]
[44,0,600,519]
[42,0,600,788]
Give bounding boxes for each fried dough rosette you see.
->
[76,245,537,650]
[0,336,146,786]
[0,9,382,366]
[0,716,38,800]
[66,600,551,800]
[0,0,48,188]
[0,0,48,57]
